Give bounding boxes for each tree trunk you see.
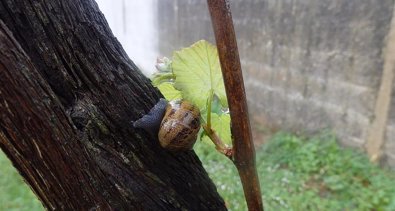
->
[0,0,226,210]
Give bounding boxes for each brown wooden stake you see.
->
[365,5,395,163]
[207,0,264,210]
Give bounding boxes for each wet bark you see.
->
[0,0,226,210]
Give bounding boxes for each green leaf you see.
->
[151,57,175,86]
[151,72,175,86]
[201,113,232,145]
[210,94,223,114]
[156,83,182,101]
[172,40,227,110]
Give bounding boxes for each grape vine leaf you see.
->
[172,40,227,109]
[201,113,232,145]
[156,82,182,101]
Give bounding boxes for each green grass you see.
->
[195,132,395,211]
[0,151,43,211]
[1,132,395,211]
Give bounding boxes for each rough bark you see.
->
[0,0,226,210]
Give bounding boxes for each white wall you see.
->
[96,0,157,74]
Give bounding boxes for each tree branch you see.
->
[0,1,227,210]
[207,0,264,210]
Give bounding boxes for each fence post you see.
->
[365,4,395,163]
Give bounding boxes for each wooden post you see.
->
[365,5,395,162]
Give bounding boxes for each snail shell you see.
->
[159,100,200,151]
[133,99,200,152]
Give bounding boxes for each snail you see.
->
[133,98,201,152]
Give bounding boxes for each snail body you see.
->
[133,99,200,152]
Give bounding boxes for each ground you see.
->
[1,131,395,211]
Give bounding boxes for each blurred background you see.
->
[95,0,158,74]
[98,0,395,167]
[1,0,395,210]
